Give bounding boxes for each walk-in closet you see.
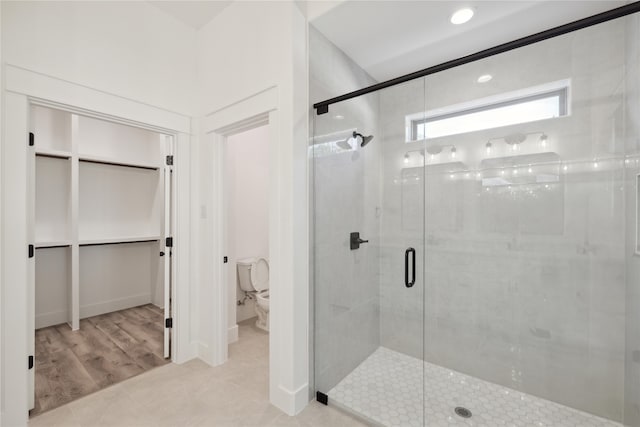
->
[29,105,174,415]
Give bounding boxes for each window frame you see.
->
[405,79,571,142]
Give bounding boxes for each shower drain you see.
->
[454,407,472,418]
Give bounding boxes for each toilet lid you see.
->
[251,258,269,291]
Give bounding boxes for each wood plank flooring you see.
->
[31,304,169,417]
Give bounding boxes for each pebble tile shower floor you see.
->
[328,347,621,427]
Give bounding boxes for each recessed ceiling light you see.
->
[334,114,344,120]
[450,8,474,25]
[477,74,492,83]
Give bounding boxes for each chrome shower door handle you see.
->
[405,247,416,288]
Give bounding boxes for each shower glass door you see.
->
[418,16,631,426]
[312,78,426,426]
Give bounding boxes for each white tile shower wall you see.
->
[379,20,627,421]
[377,77,427,361]
[310,26,381,393]
[624,12,640,427]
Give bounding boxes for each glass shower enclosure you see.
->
[312,7,640,427]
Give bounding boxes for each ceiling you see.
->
[149,1,233,29]
[311,0,630,82]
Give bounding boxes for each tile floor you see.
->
[32,323,620,427]
[329,347,622,427]
[29,318,365,427]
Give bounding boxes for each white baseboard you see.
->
[228,324,238,344]
[198,342,212,366]
[36,294,153,329]
[198,341,227,367]
[174,341,199,365]
[35,310,68,329]
[271,382,310,416]
[79,293,151,319]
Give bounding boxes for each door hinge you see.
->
[165,318,173,328]
[29,132,35,147]
[28,355,34,370]
[166,155,173,166]
[165,237,173,248]
[223,256,228,263]
[28,244,34,258]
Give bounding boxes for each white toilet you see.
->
[237,257,270,331]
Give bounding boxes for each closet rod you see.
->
[79,158,158,171]
[79,239,160,247]
[36,153,71,160]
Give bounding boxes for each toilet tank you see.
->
[237,258,256,292]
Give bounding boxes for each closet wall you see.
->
[32,105,168,330]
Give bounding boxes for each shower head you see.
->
[337,138,353,150]
[353,131,374,147]
[360,134,374,147]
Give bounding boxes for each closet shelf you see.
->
[35,240,72,248]
[35,149,72,159]
[79,154,160,170]
[79,236,161,246]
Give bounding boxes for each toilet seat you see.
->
[250,258,269,291]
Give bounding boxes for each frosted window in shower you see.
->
[408,81,569,141]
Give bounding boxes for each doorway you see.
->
[28,105,175,416]
[224,125,270,344]
[223,126,270,398]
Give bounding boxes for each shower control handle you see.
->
[405,247,416,288]
[350,232,369,250]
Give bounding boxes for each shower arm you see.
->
[350,232,369,250]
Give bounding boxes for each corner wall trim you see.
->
[228,324,239,344]
[271,383,310,416]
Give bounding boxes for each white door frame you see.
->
[200,88,277,368]
[0,65,193,426]
[202,86,309,414]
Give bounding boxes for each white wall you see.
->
[302,0,345,21]
[1,1,197,116]
[197,1,309,415]
[197,3,286,113]
[225,126,270,326]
